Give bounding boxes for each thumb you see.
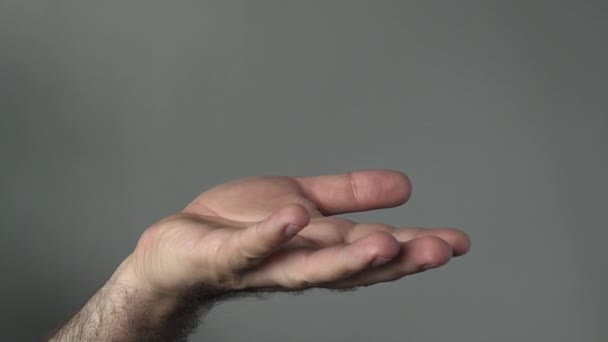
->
[229,204,310,271]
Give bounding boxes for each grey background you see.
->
[1,1,606,341]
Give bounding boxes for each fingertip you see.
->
[413,228,471,257]
[354,169,413,207]
[271,204,311,238]
[439,228,470,256]
[277,204,311,228]
[235,204,311,269]
[357,231,401,261]
[388,170,413,205]
[455,231,471,256]
[410,236,452,270]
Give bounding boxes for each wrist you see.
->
[111,255,187,318]
[49,256,206,341]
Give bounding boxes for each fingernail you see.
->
[371,257,392,267]
[284,225,300,237]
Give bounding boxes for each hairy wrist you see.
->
[48,256,218,342]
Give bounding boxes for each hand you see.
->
[50,169,471,341]
[127,170,470,297]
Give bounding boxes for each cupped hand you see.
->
[128,170,470,297]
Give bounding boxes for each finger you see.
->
[345,224,471,257]
[323,236,453,289]
[393,227,471,257]
[228,204,310,271]
[242,232,401,289]
[294,169,412,215]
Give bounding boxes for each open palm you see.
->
[133,170,469,296]
[157,170,470,293]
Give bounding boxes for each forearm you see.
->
[48,256,207,342]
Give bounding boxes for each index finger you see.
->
[294,169,412,215]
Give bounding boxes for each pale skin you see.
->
[49,169,471,341]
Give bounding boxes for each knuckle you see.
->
[236,224,277,263]
[235,231,264,263]
[254,222,279,248]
